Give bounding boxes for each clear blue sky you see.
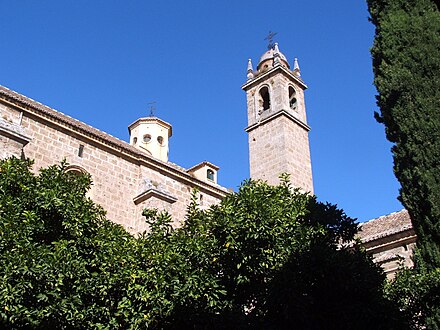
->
[0,1,403,222]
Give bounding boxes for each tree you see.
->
[131,176,407,329]
[0,157,139,329]
[367,1,440,327]
[0,158,406,328]
[385,267,440,329]
[367,0,440,271]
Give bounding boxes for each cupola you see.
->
[128,117,172,162]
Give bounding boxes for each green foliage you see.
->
[0,157,138,329]
[367,0,440,271]
[368,1,440,327]
[0,158,405,328]
[385,265,440,329]
[131,176,405,328]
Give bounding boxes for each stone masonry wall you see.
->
[248,115,313,192]
[0,134,23,159]
[0,99,225,233]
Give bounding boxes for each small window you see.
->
[78,144,84,158]
[289,86,298,111]
[207,169,215,181]
[259,86,271,112]
[133,137,138,145]
[143,134,151,143]
[157,136,164,145]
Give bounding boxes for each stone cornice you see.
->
[245,110,311,133]
[0,118,31,145]
[241,64,308,91]
[133,188,178,205]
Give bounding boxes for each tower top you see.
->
[244,43,304,84]
[256,43,290,71]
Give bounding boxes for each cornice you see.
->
[241,64,308,91]
[245,110,311,133]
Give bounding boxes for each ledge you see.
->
[245,110,310,133]
[133,188,178,205]
[0,119,31,145]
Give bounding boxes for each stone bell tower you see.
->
[242,43,313,192]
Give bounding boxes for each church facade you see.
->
[0,44,415,277]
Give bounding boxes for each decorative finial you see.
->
[265,31,278,50]
[293,58,301,77]
[247,58,254,80]
[273,42,280,66]
[147,101,156,117]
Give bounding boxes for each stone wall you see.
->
[248,114,313,192]
[0,92,227,233]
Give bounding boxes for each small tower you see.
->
[242,43,313,192]
[128,117,172,162]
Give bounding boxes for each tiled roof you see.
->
[0,85,227,195]
[358,209,413,243]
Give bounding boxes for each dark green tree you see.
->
[367,0,440,271]
[367,1,440,327]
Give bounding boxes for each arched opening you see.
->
[64,164,87,176]
[259,86,271,112]
[207,169,215,181]
[289,86,298,111]
[64,165,93,198]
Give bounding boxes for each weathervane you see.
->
[147,101,156,117]
[265,31,278,50]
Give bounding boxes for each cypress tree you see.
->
[367,0,440,271]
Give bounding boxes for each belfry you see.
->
[242,43,313,192]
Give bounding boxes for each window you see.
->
[289,86,298,111]
[259,86,271,112]
[78,144,84,157]
[133,137,138,145]
[157,136,164,145]
[143,134,151,143]
[207,169,214,181]
[65,164,87,176]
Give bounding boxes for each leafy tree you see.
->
[0,158,406,328]
[131,177,407,329]
[0,157,138,329]
[385,266,440,329]
[367,0,440,271]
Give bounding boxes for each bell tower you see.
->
[242,43,313,192]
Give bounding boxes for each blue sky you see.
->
[0,1,402,222]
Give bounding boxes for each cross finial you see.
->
[147,101,156,117]
[265,31,278,50]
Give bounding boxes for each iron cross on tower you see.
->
[147,101,156,117]
[265,31,277,50]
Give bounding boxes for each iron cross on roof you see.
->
[147,101,156,117]
[265,31,278,50]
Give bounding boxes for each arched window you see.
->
[207,169,215,181]
[289,86,298,111]
[64,164,87,176]
[259,86,271,112]
[143,134,151,143]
